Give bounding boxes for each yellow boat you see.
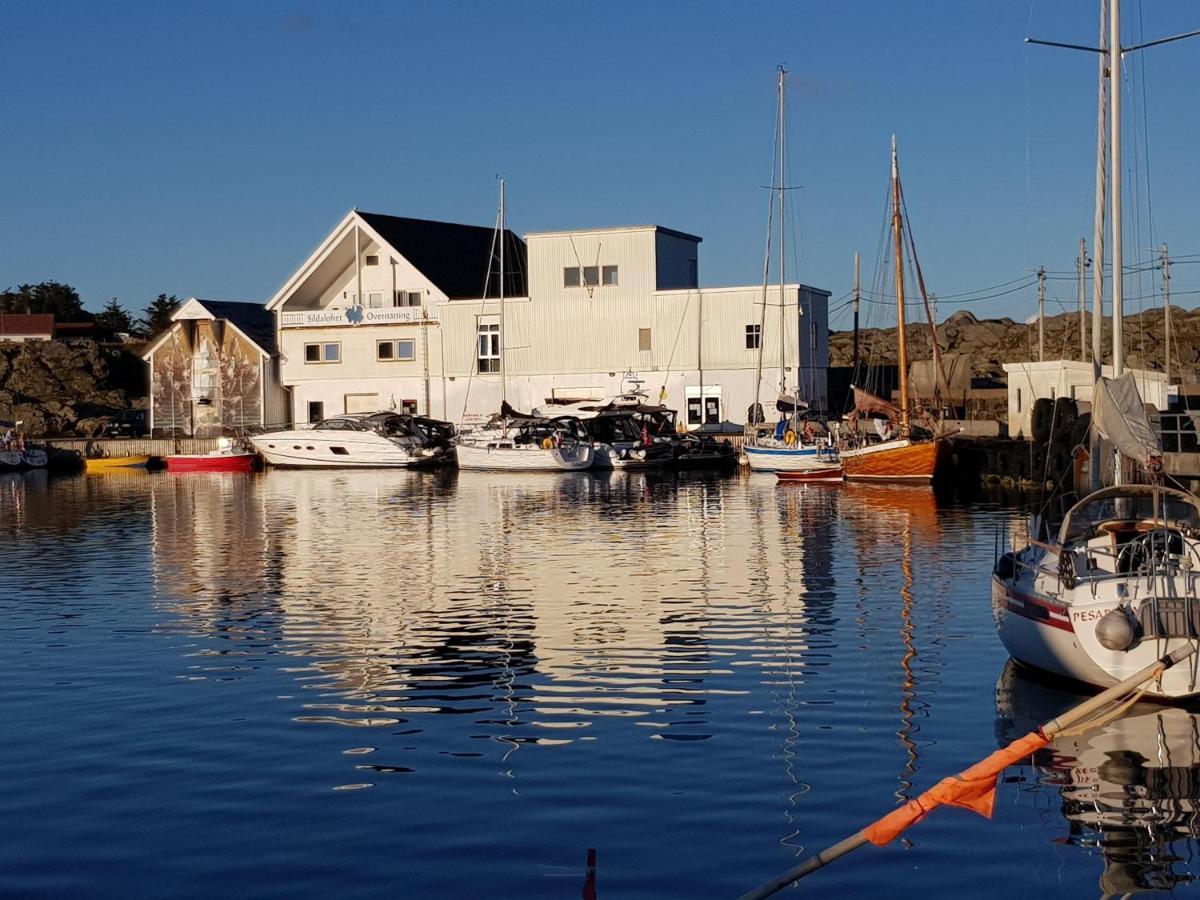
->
[85,455,151,472]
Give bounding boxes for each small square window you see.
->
[564,267,581,288]
[638,328,652,352]
[401,399,418,414]
[602,265,619,286]
[745,324,761,350]
[396,340,415,361]
[323,343,340,363]
[365,255,379,266]
[368,292,383,308]
[583,266,599,286]
[377,341,394,361]
[305,344,321,363]
[408,291,423,307]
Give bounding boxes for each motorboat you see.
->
[249,412,454,468]
[456,411,593,472]
[533,398,672,470]
[166,438,257,473]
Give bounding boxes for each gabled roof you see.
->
[358,211,527,299]
[192,300,277,354]
[0,313,54,336]
[142,298,275,361]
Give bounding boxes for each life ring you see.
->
[541,437,555,450]
[784,429,797,447]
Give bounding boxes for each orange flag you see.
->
[862,730,1048,847]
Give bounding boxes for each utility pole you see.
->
[852,252,860,377]
[1077,238,1088,362]
[1162,242,1173,389]
[1037,266,1046,363]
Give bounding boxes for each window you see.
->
[705,397,720,423]
[395,290,422,307]
[365,255,379,266]
[1016,388,1022,412]
[401,399,418,414]
[307,401,324,424]
[746,324,761,349]
[304,342,341,364]
[638,328,652,352]
[583,266,599,286]
[377,339,416,361]
[478,322,500,373]
[367,292,383,308]
[687,397,703,426]
[564,267,581,288]
[602,265,619,286]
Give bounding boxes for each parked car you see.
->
[105,409,148,437]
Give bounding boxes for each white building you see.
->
[1003,360,1168,438]
[266,210,829,429]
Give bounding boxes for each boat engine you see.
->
[1095,604,1140,652]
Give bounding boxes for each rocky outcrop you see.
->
[0,341,146,435]
[831,306,1195,381]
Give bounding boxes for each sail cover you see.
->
[1092,374,1161,467]
[853,386,901,419]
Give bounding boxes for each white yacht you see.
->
[250,412,454,468]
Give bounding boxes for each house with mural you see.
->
[142,298,288,437]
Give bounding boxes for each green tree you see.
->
[138,294,180,338]
[93,298,135,339]
[0,281,90,321]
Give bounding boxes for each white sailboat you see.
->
[742,67,842,481]
[456,179,595,473]
[993,0,1200,700]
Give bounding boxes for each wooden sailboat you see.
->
[841,137,945,484]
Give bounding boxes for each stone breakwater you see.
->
[830,306,1194,379]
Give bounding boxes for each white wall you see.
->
[1004,360,1168,438]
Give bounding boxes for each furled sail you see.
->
[852,386,901,419]
[1092,374,1161,467]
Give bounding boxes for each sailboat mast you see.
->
[777,65,787,399]
[891,135,910,436]
[852,252,861,375]
[499,177,507,406]
[1089,0,1108,491]
[1110,0,1123,379]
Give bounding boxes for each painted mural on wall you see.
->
[150,319,262,437]
[150,330,193,436]
[217,326,261,434]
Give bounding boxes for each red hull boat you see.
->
[166,444,257,473]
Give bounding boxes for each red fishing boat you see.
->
[166,439,257,473]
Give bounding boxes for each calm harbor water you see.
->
[3,468,1197,897]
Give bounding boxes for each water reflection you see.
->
[997,662,1200,895]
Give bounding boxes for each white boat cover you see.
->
[1092,373,1160,467]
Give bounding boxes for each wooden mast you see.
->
[891,135,910,436]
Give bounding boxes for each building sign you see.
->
[280,307,437,328]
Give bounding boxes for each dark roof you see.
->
[196,300,277,354]
[0,313,54,336]
[358,211,527,300]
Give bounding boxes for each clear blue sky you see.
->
[2,1,1197,329]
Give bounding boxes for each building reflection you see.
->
[997,661,1200,894]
